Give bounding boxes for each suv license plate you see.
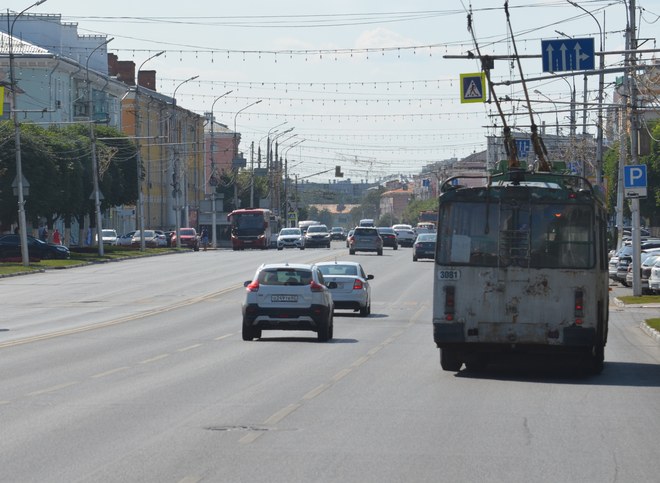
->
[272,295,298,303]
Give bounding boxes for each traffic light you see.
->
[335,165,343,178]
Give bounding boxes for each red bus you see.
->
[227,208,273,250]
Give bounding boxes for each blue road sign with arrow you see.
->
[542,38,595,72]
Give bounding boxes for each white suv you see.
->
[392,224,416,247]
[242,263,335,342]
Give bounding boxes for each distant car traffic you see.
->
[330,227,346,241]
[377,227,398,250]
[304,224,331,248]
[0,234,70,260]
[345,229,355,248]
[392,224,416,247]
[413,233,436,261]
[277,228,305,250]
[316,261,373,317]
[171,228,200,251]
[242,263,336,342]
[348,227,383,256]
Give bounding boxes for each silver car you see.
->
[316,261,373,317]
[242,263,335,342]
[348,227,383,256]
[277,228,305,250]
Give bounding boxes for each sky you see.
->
[4,0,658,182]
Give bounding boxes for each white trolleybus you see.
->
[432,168,609,374]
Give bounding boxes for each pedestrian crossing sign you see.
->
[460,72,486,103]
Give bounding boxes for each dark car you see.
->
[0,234,70,260]
[413,233,436,261]
[330,227,346,241]
[348,227,383,256]
[377,227,398,250]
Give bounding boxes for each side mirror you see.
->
[243,281,251,287]
[367,274,374,280]
[327,281,338,289]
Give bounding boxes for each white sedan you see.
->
[316,261,373,317]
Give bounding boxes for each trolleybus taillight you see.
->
[574,289,584,325]
[444,286,455,321]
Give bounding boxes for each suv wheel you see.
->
[242,319,260,341]
[317,317,331,342]
[377,249,383,256]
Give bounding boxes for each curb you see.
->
[641,322,660,344]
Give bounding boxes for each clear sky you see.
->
[4,1,657,182]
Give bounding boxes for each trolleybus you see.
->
[432,169,609,374]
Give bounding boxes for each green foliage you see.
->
[402,198,438,226]
[0,121,138,229]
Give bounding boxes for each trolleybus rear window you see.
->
[437,201,594,269]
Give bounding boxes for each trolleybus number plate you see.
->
[437,270,460,280]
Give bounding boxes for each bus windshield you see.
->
[233,212,265,235]
[437,201,594,269]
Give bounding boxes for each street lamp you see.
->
[232,99,262,209]
[533,89,559,135]
[135,50,165,251]
[87,36,114,257]
[282,139,305,226]
[209,89,233,248]
[171,74,200,248]
[9,0,47,267]
[269,127,294,214]
[567,0,605,185]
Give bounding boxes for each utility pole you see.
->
[628,0,642,296]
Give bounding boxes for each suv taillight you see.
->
[310,281,325,292]
[246,281,259,292]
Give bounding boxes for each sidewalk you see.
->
[611,285,660,345]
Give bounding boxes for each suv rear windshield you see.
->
[354,228,378,236]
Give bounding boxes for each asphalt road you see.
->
[1,244,659,482]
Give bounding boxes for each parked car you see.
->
[131,230,159,248]
[99,229,118,246]
[117,231,136,246]
[154,230,168,247]
[241,263,336,342]
[608,246,632,281]
[376,227,398,250]
[171,228,200,251]
[648,257,660,294]
[304,224,331,248]
[625,250,660,293]
[330,227,346,241]
[348,227,383,256]
[392,224,416,247]
[277,227,305,250]
[0,234,70,260]
[413,232,436,261]
[316,261,373,317]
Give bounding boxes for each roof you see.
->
[0,31,50,55]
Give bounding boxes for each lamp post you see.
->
[533,90,559,135]
[171,75,199,248]
[134,50,165,250]
[209,89,233,248]
[567,0,605,185]
[232,99,262,210]
[9,0,47,267]
[86,36,113,257]
[282,139,305,226]
[269,127,294,215]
